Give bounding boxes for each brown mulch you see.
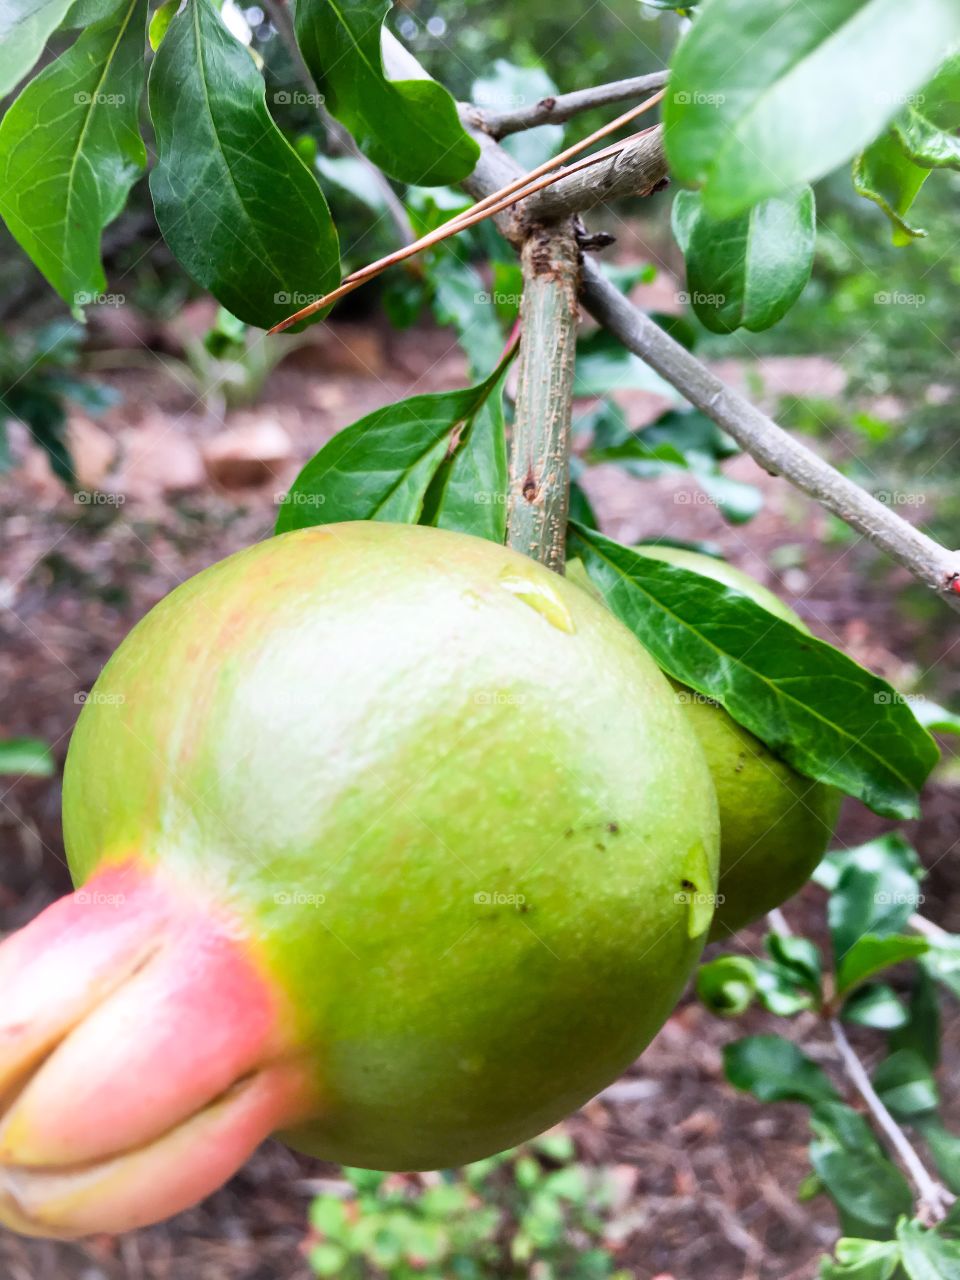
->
[1,315,958,1280]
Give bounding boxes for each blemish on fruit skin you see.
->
[498,572,575,634]
[680,842,715,939]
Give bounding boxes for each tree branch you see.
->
[829,1017,954,1225]
[387,32,960,609]
[522,125,667,222]
[508,226,581,571]
[580,257,960,611]
[468,71,669,137]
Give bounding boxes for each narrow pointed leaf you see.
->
[420,373,508,542]
[836,935,929,996]
[276,366,507,533]
[0,0,147,305]
[293,0,479,186]
[566,525,938,817]
[853,133,930,243]
[0,0,79,97]
[677,187,815,333]
[148,0,339,330]
[665,0,960,218]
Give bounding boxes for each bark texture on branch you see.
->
[522,126,668,222]
[508,227,581,572]
[469,71,668,137]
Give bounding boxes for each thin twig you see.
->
[829,1018,954,1224]
[268,92,665,333]
[469,71,669,137]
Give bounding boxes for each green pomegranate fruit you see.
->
[0,522,719,1238]
[627,545,841,940]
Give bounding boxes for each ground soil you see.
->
[1,315,957,1280]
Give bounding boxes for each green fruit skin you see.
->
[632,546,841,940]
[63,523,719,1170]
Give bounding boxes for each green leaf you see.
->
[894,53,960,171]
[696,955,757,1015]
[897,1217,960,1280]
[565,526,938,818]
[836,935,929,996]
[872,1049,938,1120]
[0,737,55,777]
[810,1102,913,1238]
[0,0,148,305]
[665,0,960,218]
[276,361,510,533]
[754,962,817,1016]
[420,371,508,543]
[916,1119,960,1194]
[842,984,908,1031]
[677,187,816,333]
[815,834,924,895]
[724,1035,840,1105]
[429,255,505,380]
[819,1237,902,1280]
[924,934,960,1002]
[828,858,925,964]
[0,0,79,97]
[293,0,479,186]
[147,0,178,48]
[767,933,823,994]
[148,0,340,330]
[910,697,960,736]
[890,968,940,1068]
[853,132,930,244]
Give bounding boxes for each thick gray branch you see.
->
[468,71,668,137]
[581,257,960,610]
[522,126,667,222]
[508,227,581,571]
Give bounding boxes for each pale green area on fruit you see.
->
[632,545,841,940]
[62,523,719,1170]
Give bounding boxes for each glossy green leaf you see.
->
[923,934,960,1001]
[696,955,757,1015]
[420,372,508,543]
[676,187,816,333]
[916,1119,960,1194]
[276,363,509,533]
[565,526,938,817]
[894,54,960,171]
[872,1049,938,1120]
[829,857,925,964]
[890,968,940,1067]
[853,132,930,244]
[293,0,479,186]
[837,935,929,996]
[724,1035,840,1105]
[754,963,818,1016]
[898,1217,960,1280]
[147,0,178,48]
[0,737,55,777]
[911,697,960,736]
[148,0,340,330]
[665,0,960,218]
[810,1102,913,1238]
[819,1237,902,1280]
[0,0,147,305]
[815,834,924,894]
[0,0,79,97]
[767,933,823,994]
[842,983,908,1031]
